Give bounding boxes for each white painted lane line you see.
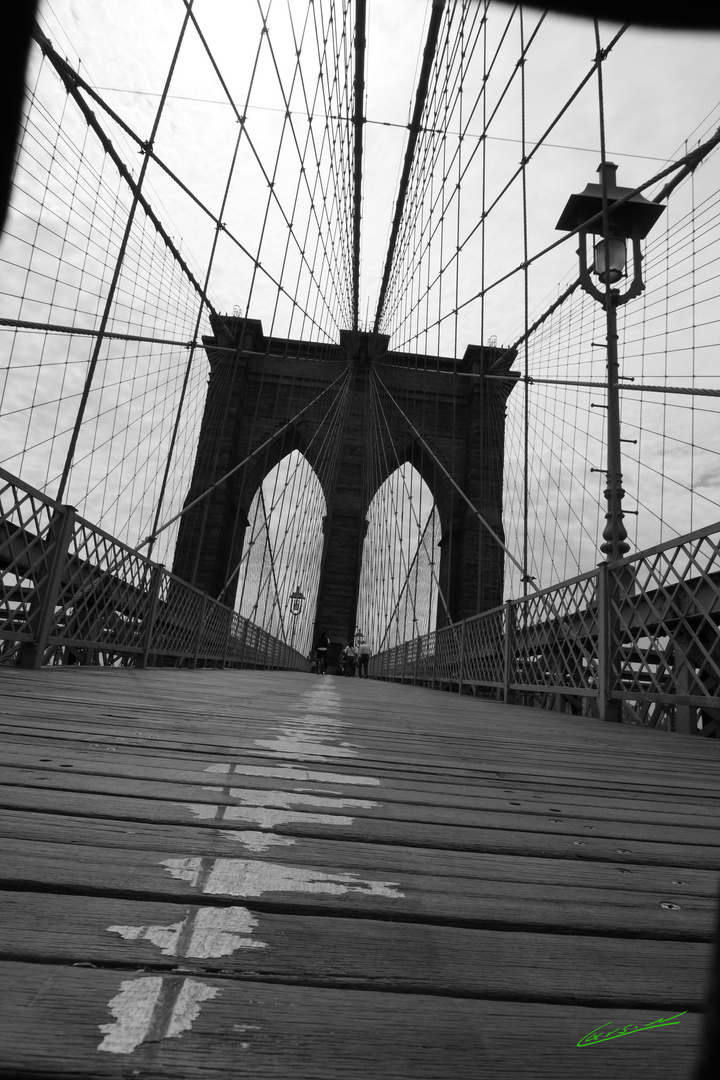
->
[227,788,377,810]
[221,830,296,851]
[185,802,355,828]
[98,976,162,1053]
[107,920,184,956]
[97,977,220,1054]
[96,684,361,1059]
[237,684,357,763]
[253,735,356,759]
[187,907,267,958]
[107,907,267,958]
[300,688,342,709]
[209,763,380,785]
[162,856,403,899]
[165,978,219,1036]
[184,771,378,832]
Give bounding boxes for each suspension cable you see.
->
[139,365,350,549]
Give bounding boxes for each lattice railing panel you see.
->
[0,470,58,646]
[51,518,153,653]
[225,612,251,665]
[464,608,505,687]
[611,525,720,709]
[152,577,204,658]
[434,625,463,684]
[370,524,720,733]
[198,601,232,660]
[512,573,598,694]
[0,466,307,670]
[242,622,263,665]
[416,634,436,682]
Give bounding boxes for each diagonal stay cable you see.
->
[379,506,441,650]
[373,368,525,575]
[32,27,217,322]
[181,0,342,335]
[418,128,720,346]
[379,2,516,335]
[485,375,720,396]
[252,1,353,331]
[373,0,447,332]
[370,372,450,624]
[40,26,337,340]
[138,365,351,550]
[367,378,416,637]
[220,370,351,598]
[53,3,196,503]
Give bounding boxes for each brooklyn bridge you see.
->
[1,1,720,1077]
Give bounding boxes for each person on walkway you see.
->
[315,631,330,674]
[357,640,371,679]
[342,643,357,677]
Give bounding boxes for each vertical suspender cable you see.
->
[373,0,446,332]
[147,120,249,560]
[352,0,367,331]
[520,6,530,597]
[55,2,195,503]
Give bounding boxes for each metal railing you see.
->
[371,522,720,736]
[0,467,309,672]
[5,461,719,732]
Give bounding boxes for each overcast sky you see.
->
[34,0,720,345]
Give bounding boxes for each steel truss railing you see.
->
[371,521,720,736]
[0,467,309,672]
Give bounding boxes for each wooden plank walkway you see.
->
[0,667,718,1078]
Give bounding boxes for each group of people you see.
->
[312,632,371,678]
[341,640,371,678]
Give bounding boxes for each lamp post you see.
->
[556,162,664,562]
[288,587,305,652]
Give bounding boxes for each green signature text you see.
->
[577,1011,686,1047]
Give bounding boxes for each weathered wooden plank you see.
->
[0,891,711,1008]
[0,960,703,1079]
[1,695,716,762]
[2,714,718,802]
[0,837,715,939]
[0,702,707,754]
[2,781,719,871]
[3,760,719,847]
[3,744,720,827]
[1,666,717,749]
[1,808,716,898]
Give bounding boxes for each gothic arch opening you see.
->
[233,450,326,655]
[356,463,442,653]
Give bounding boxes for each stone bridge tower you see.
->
[172,315,518,653]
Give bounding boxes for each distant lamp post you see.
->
[288,587,305,651]
[556,162,665,561]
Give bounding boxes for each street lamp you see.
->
[557,162,664,561]
[288,586,305,651]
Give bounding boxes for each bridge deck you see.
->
[0,668,718,1078]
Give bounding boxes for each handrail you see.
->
[371,524,720,737]
[4,463,719,732]
[0,467,309,672]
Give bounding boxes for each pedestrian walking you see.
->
[314,631,330,674]
[357,640,371,678]
[341,643,357,677]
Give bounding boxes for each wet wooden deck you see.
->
[0,666,718,1078]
